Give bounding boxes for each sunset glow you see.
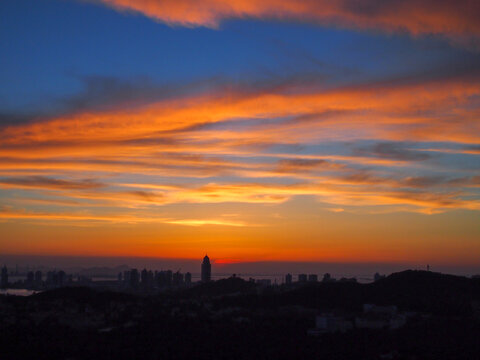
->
[1,0,479,270]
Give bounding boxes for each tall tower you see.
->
[201,255,211,282]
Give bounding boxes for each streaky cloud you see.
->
[0,72,479,217]
[95,0,480,46]
[355,142,432,161]
[0,176,104,190]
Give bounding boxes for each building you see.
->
[308,274,318,282]
[165,270,173,286]
[285,273,292,285]
[34,270,42,286]
[1,265,8,289]
[308,313,353,335]
[44,270,66,287]
[123,270,131,286]
[130,268,139,288]
[26,271,35,287]
[256,279,272,286]
[173,271,184,286]
[46,271,54,286]
[185,272,192,285]
[57,270,66,287]
[140,268,154,289]
[201,255,211,282]
[298,274,307,283]
[155,271,167,287]
[322,273,333,282]
[141,268,148,285]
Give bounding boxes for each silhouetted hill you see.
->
[2,271,480,359]
[31,286,137,303]
[367,270,480,315]
[375,270,473,291]
[268,281,364,311]
[180,276,256,297]
[218,271,480,316]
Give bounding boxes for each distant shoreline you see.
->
[0,289,40,296]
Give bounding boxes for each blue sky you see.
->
[2,0,478,117]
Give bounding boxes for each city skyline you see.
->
[1,0,479,270]
[0,255,377,295]
[0,253,417,294]
[1,254,478,279]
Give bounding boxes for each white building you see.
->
[308,313,353,335]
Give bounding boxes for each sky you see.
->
[0,0,479,273]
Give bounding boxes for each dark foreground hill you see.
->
[368,270,480,314]
[210,271,480,316]
[1,270,479,360]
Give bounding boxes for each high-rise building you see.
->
[285,273,292,285]
[165,270,173,286]
[139,268,154,290]
[123,270,131,286]
[147,270,154,287]
[46,271,54,286]
[1,265,8,289]
[308,274,318,282]
[35,270,42,286]
[185,272,192,285]
[256,279,272,286]
[156,271,165,287]
[201,255,211,282]
[173,271,184,286]
[298,274,307,283]
[26,271,35,287]
[130,268,139,288]
[57,270,66,287]
[141,268,148,284]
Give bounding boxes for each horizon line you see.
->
[1,253,479,268]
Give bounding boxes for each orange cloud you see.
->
[0,75,479,218]
[97,0,480,40]
[0,176,104,190]
[0,207,252,227]
[2,75,479,148]
[162,219,248,227]
[9,178,477,214]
